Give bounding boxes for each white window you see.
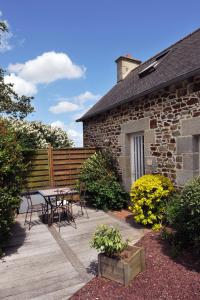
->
[130,133,145,182]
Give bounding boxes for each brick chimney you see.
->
[115,54,141,82]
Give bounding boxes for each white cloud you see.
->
[6,52,86,96]
[51,120,65,130]
[8,63,24,73]
[0,11,3,17]
[67,128,82,138]
[74,91,100,105]
[49,101,79,114]
[67,124,83,146]
[4,73,37,96]
[67,91,100,105]
[8,51,86,84]
[49,91,100,115]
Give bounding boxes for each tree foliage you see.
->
[0,21,8,33]
[0,119,30,249]
[0,22,34,119]
[165,177,200,250]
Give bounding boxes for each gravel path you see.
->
[70,232,200,300]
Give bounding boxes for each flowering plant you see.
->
[7,119,73,149]
[129,174,174,230]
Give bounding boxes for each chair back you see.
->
[55,189,67,206]
[25,192,33,208]
[79,182,86,197]
[79,182,85,190]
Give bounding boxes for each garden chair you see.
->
[68,183,89,219]
[24,192,47,230]
[52,191,77,231]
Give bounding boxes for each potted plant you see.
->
[90,224,145,286]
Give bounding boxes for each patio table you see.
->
[38,187,78,226]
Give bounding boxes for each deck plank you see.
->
[0,195,144,300]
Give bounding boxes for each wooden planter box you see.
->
[98,245,145,286]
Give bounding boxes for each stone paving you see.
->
[0,195,144,300]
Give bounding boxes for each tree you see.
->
[0,21,34,119]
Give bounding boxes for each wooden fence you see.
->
[26,146,96,191]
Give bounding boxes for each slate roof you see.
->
[77,28,200,121]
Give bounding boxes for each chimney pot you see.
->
[115,55,141,82]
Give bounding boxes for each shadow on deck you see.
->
[3,221,26,257]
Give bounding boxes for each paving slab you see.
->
[0,194,144,300]
[0,213,85,300]
[57,206,144,274]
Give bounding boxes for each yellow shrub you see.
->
[129,174,174,229]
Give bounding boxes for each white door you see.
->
[130,133,145,182]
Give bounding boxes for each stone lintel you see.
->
[176,170,198,186]
[183,153,199,170]
[176,136,198,154]
[181,116,200,136]
[121,118,149,134]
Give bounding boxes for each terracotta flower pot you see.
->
[98,245,145,286]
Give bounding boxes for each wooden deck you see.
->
[0,197,144,300]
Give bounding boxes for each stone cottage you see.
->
[77,28,200,191]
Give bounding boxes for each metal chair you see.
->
[48,198,62,230]
[52,191,77,231]
[24,192,47,230]
[68,183,89,219]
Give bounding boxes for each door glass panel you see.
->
[131,133,145,182]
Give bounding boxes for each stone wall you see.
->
[83,75,200,190]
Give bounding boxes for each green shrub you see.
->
[164,192,182,225]
[161,226,183,258]
[0,189,21,243]
[165,177,200,248]
[79,151,128,210]
[0,120,31,251]
[129,174,174,229]
[90,224,128,257]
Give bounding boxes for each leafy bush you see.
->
[79,151,128,210]
[161,226,183,258]
[0,120,30,250]
[165,177,200,248]
[164,192,181,225]
[129,174,174,229]
[0,190,21,243]
[90,224,128,257]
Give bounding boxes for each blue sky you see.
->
[0,0,200,145]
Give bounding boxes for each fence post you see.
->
[48,144,54,187]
